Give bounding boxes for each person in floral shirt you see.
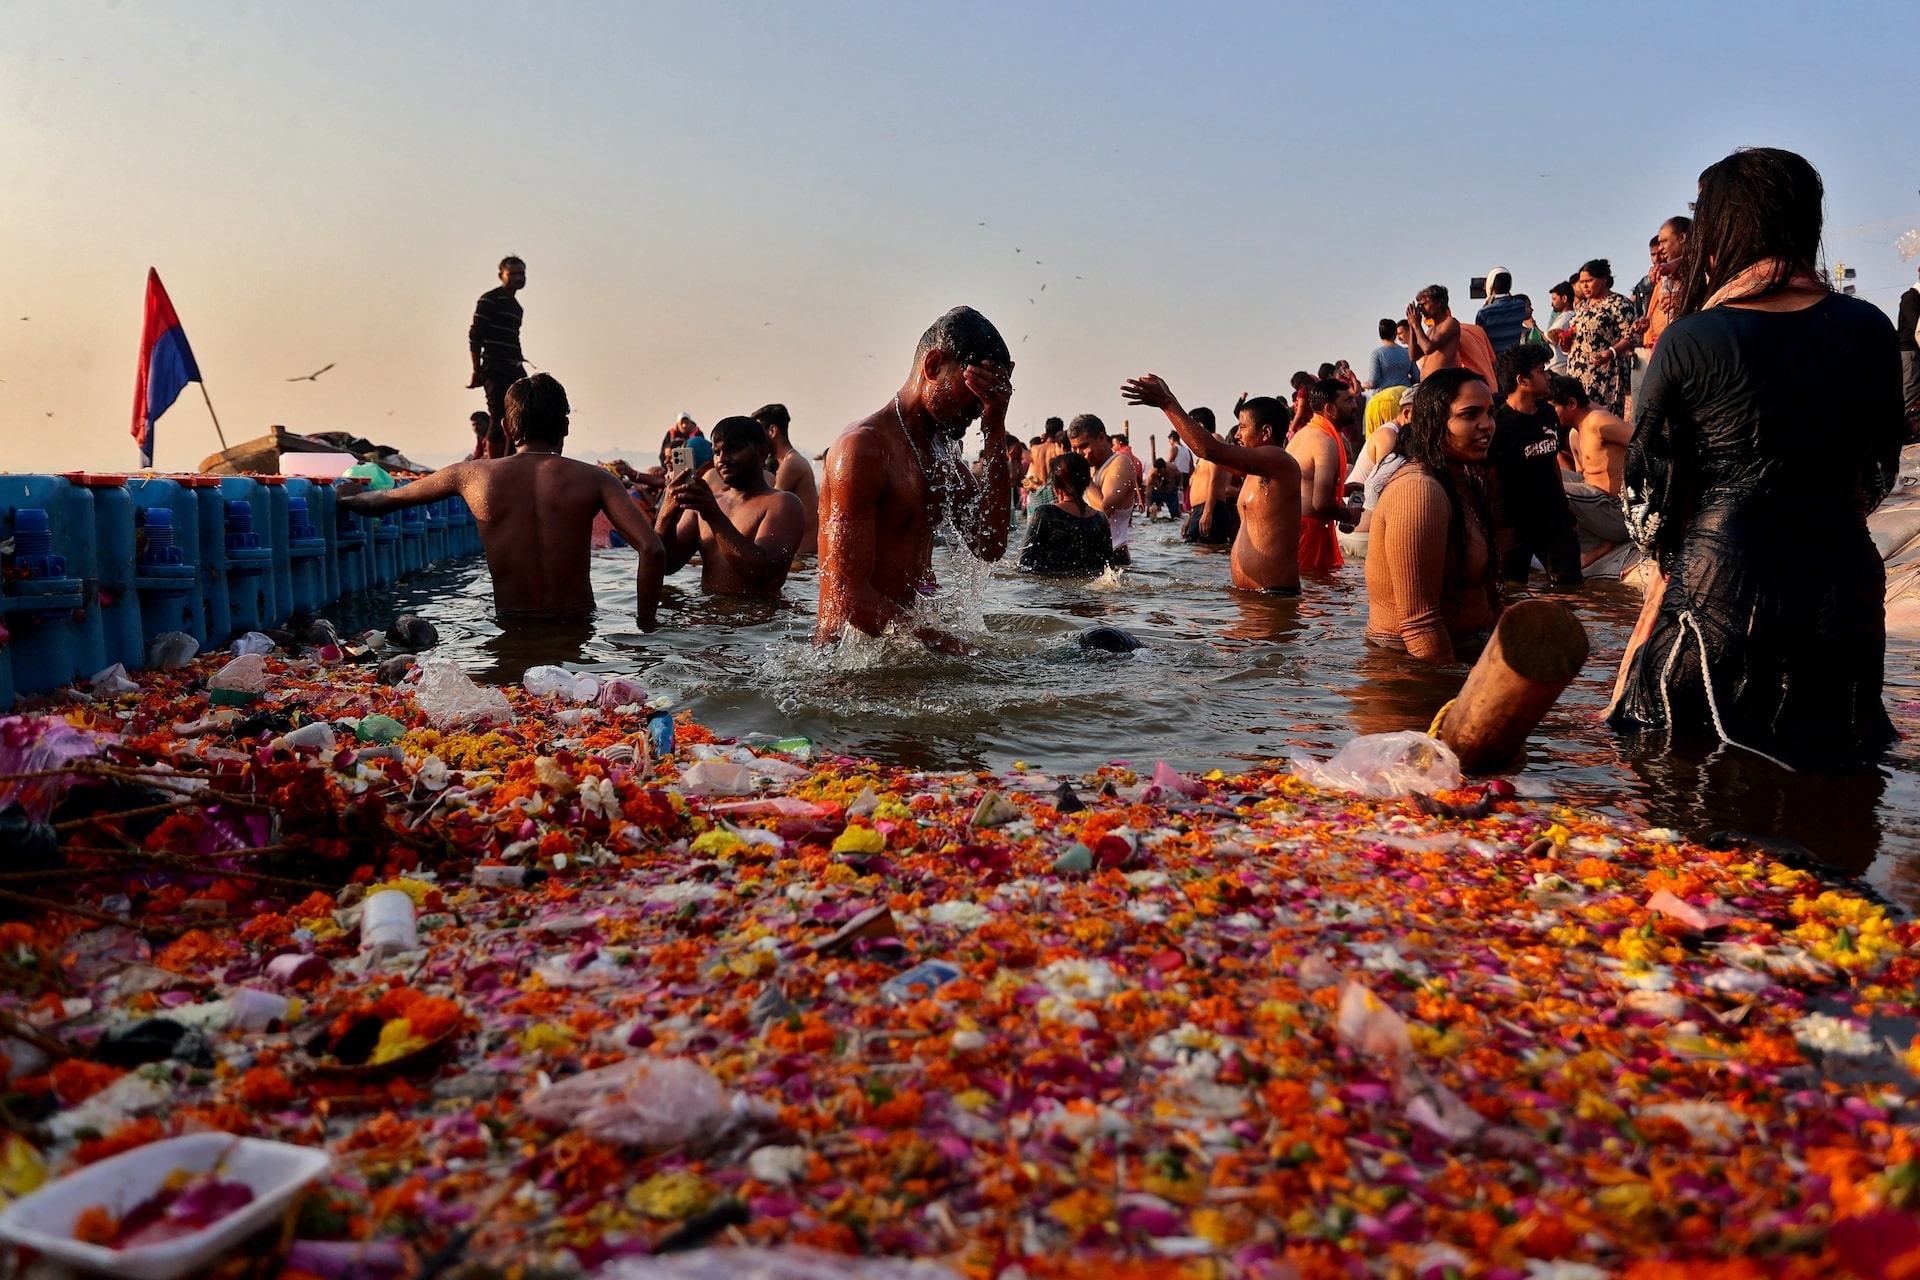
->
[1564,258,1637,414]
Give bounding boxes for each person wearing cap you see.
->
[658,413,703,470]
[1473,268,1532,355]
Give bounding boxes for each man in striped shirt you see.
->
[468,256,527,458]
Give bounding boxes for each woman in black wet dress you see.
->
[1018,451,1115,576]
[1610,148,1907,768]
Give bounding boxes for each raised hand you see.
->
[963,363,1014,431]
[1121,375,1179,411]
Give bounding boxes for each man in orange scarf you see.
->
[1287,380,1360,574]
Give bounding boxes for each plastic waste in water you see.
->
[88,664,139,697]
[597,676,648,709]
[229,631,276,657]
[769,736,813,758]
[1289,731,1462,798]
[355,714,406,744]
[412,659,514,728]
[360,889,419,957]
[147,631,200,671]
[524,665,600,703]
[276,721,337,753]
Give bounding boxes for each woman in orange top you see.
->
[1365,368,1502,662]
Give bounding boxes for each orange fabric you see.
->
[1457,322,1498,387]
[1298,416,1349,574]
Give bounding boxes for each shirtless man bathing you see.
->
[656,415,806,597]
[816,306,1015,648]
[340,373,663,626]
[751,403,820,557]
[1124,374,1303,594]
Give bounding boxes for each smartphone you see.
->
[1469,276,1488,300]
[669,444,695,475]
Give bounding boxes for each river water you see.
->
[332,516,1920,909]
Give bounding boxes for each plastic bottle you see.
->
[360,889,419,957]
[209,652,269,706]
[646,709,676,759]
[473,865,551,889]
[355,714,406,744]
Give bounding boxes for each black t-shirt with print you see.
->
[1490,400,1572,528]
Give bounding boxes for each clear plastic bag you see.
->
[594,1248,961,1280]
[229,631,276,657]
[524,1056,728,1150]
[211,653,269,693]
[1289,731,1461,797]
[524,665,600,703]
[88,664,140,696]
[411,659,514,728]
[146,631,200,670]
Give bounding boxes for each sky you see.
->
[3,0,1917,475]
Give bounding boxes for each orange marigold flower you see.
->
[237,1066,296,1109]
[73,1117,166,1166]
[51,1060,126,1105]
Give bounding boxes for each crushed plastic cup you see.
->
[89,664,139,697]
[146,632,200,671]
[360,890,419,958]
[1289,731,1462,798]
[411,659,513,729]
[229,632,275,657]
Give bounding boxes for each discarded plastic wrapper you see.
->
[0,716,112,821]
[524,665,601,703]
[146,631,199,671]
[1290,731,1462,798]
[679,762,755,797]
[883,961,963,1004]
[523,1056,729,1150]
[1335,979,1412,1060]
[229,632,275,658]
[275,722,337,754]
[411,659,513,729]
[209,654,269,707]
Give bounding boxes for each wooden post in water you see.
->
[1436,599,1589,774]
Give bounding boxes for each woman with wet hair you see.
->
[1610,147,1906,768]
[1017,450,1114,576]
[1364,369,1502,662]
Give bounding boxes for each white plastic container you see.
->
[0,1132,331,1280]
[359,890,419,958]
[226,988,295,1031]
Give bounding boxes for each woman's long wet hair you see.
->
[1678,147,1828,316]
[1392,368,1495,598]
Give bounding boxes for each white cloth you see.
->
[1096,452,1134,549]
[1170,442,1194,476]
[1346,425,1398,488]
[1361,452,1408,513]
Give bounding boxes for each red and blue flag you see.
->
[130,268,202,468]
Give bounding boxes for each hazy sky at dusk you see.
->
[4,1,1917,473]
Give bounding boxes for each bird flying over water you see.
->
[286,362,335,382]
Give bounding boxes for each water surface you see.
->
[333,518,1920,907]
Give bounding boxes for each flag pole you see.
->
[197,382,230,453]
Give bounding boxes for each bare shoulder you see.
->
[826,415,892,471]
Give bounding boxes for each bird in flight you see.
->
[286,362,335,382]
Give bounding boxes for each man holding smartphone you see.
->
[655,417,803,598]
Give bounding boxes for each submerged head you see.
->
[503,373,568,448]
[911,306,1012,439]
[710,416,773,491]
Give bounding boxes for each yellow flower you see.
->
[366,877,436,905]
[517,1023,576,1056]
[690,830,746,857]
[1047,1188,1112,1231]
[626,1171,717,1220]
[369,1018,428,1065]
[831,826,886,855]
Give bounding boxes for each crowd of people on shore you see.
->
[342,146,1913,773]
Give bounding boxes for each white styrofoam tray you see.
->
[0,1132,331,1279]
